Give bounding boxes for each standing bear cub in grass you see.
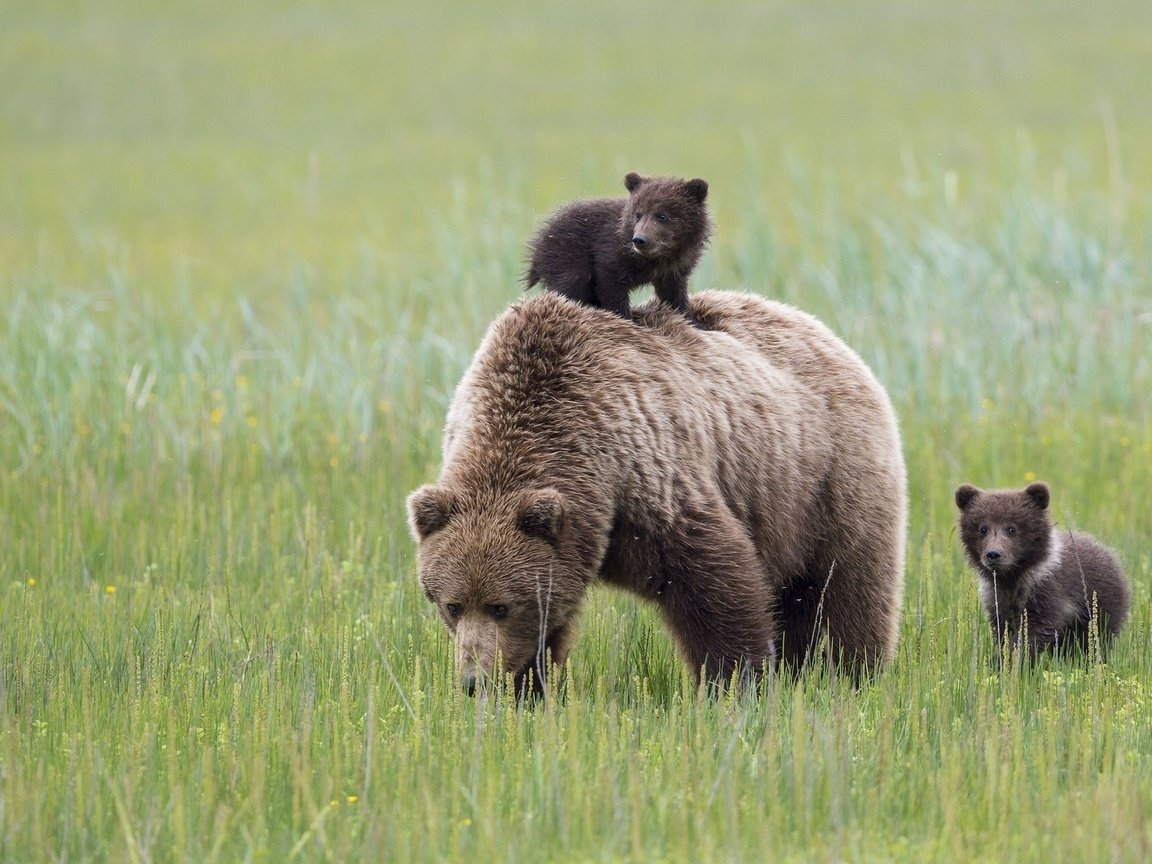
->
[408,291,907,698]
[955,481,1131,657]
[524,173,712,324]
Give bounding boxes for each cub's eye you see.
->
[634,211,642,221]
[655,212,670,223]
[1005,526,1017,536]
[488,604,509,620]
[978,525,988,536]
[445,603,462,618]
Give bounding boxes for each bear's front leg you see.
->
[652,275,701,328]
[1025,612,1080,658]
[655,501,776,687]
[514,622,576,701]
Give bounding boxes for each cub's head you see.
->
[622,172,711,258]
[954,482,1053,580]
[406,483,586,698]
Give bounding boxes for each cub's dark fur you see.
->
[955,481,1131,657]
[524,173,712,323]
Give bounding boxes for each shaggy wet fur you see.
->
[524,173,711,324]
[955,481,1131,657]
[408,291,907,696]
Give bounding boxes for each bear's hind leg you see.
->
[775,573,829,673]
[779,546,902,676]
[548,271,598,307]
[590,268,633,319]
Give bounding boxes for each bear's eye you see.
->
[488,604,509,620]
[445,603,462,618]
[655,212,670,223]
[634,211,642,221]
[1005,526,1017,536]
[978,525,988,536]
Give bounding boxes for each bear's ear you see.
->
[1024,482,1050,510]
[518,487,566,544]
[684,178,708,203]
[407,485,456,541]
[624,172,645,193]
[955,484,981,511]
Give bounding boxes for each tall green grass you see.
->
[3,0,1152,860]
[3,178,1150,862]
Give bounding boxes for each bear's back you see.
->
[444,292,830,477]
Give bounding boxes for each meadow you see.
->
[2,0,1151,860]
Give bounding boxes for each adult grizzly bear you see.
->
[408,291,907,696]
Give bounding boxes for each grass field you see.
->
[2,1,1152,861]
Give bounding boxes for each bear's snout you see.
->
[985,549,1002,564]
[454,617,498,696]
[631,234,647,250]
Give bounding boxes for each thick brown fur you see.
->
[524,173,712,324]
[955,481,1131,657]
[408,291,907,696]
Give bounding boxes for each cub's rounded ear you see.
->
[685,178,709,203]
[624,172,645,193]
[407,485,456,541]
[1024,482,1050,510]
[954,484,981,511]
[517,487,566,544]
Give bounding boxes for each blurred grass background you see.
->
[4,0,1151,295]
[2,0,1151,861]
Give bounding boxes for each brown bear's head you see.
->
[622,172,710,260]
[955,481,1053,582]
[406,483,586,698]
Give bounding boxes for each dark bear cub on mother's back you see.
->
[525,173,711,323]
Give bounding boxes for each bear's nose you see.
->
[632,235,647,248]
[461,674,478,697]
[985,549,1001,563]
